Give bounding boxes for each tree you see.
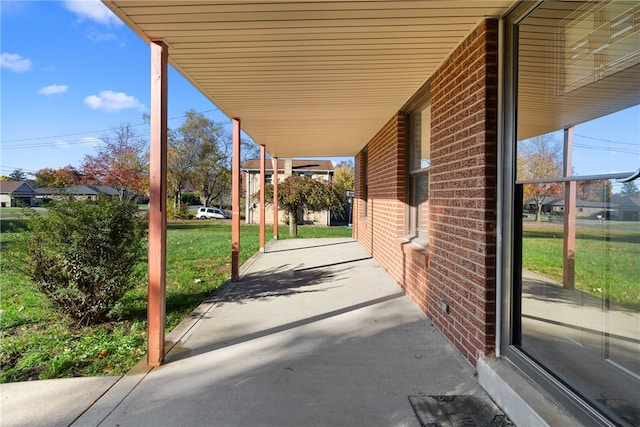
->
[193,140,230,208]
[172,110,230,207]
[8,169,28,180]
[577,179,611,202]
[333,160,355,203]
[620,180,639,198]
[82,123,149,199]
[167,128,196,209]
[263,175,343,236]
[239,137,260,167]
[517,135,564,221]
[35,165,83,188]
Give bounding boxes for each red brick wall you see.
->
[428,19,498,363]
[354,19,498,366]
[353,150,369,251]
[354,114,405,280]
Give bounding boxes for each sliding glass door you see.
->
[505,2,640,425]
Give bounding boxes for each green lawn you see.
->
[0,207,23,215]
[0,219,352,382]
[522,221,640,310]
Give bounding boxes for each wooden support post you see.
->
[148,40,168,366]
[259,145,266,252]
[272,157,279,240]
[231,118,241,281]
[563,127,576,290]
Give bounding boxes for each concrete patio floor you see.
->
[3,238,502,427]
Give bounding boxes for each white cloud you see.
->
[84,90,145,112]
[63,0,122,27]
[1,52,32,72]
[81,137,104,147]
[87,30,117,42]
[55,139,70,149]
[37,85,69,95]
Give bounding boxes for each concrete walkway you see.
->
[2,238,495,427]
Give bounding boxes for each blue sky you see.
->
[0,0,351,178]
[1,0,638,181]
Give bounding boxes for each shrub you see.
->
[181,192,200,206]
[167,202,190,219]
[24,196,145,326]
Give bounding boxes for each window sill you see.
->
[396,237,429,268]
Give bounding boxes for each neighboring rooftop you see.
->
[242,159,334,172]
[0,180,36,194]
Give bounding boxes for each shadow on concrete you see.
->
[166,292,405,363]
[87,290,479,427]
[0,238,487,427]
[265,239,356,253]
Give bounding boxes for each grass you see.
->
[0,207,24,215]
[522,220,640,309]
[0,218,352,382]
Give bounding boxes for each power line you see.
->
[574,133,639,147]
[2,124,144,143]
[573,143,639,156]
[534,134,638,156]
[1,108,225,145]
[1,122,233,151]
[0,165,39,175]
[2,138,112,151]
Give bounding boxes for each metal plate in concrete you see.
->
[409,395,515,427]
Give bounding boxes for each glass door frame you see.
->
[498,2,625,425]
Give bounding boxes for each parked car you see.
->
[196,207,230,219]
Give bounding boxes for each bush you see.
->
[181,192,200,206]
[24,196,145,326]
[167,202,190,219]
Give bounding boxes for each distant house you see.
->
[617,196,640,221]
[35,185,129,203]
[540,197,619,219]
[242,158,334,225]
[68,185,122,199]
[0,180,37,207]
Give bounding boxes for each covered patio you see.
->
[69,238,506,426]
[100,0,517,365]
[5,238,552,426]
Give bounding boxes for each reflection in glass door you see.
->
[513,2,640,424]
[518,173,640,425]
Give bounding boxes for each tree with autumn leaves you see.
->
[82,123,149,199]
[168,110,247,209]
[169,110,231,208]
[517,135,563,222]
[35,165,83,188]
[263,175,343,236]
[32,112,259,206]
[333,160,355,203]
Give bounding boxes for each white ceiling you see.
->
[103,0,516,158]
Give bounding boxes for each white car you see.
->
[196,207,229,219]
